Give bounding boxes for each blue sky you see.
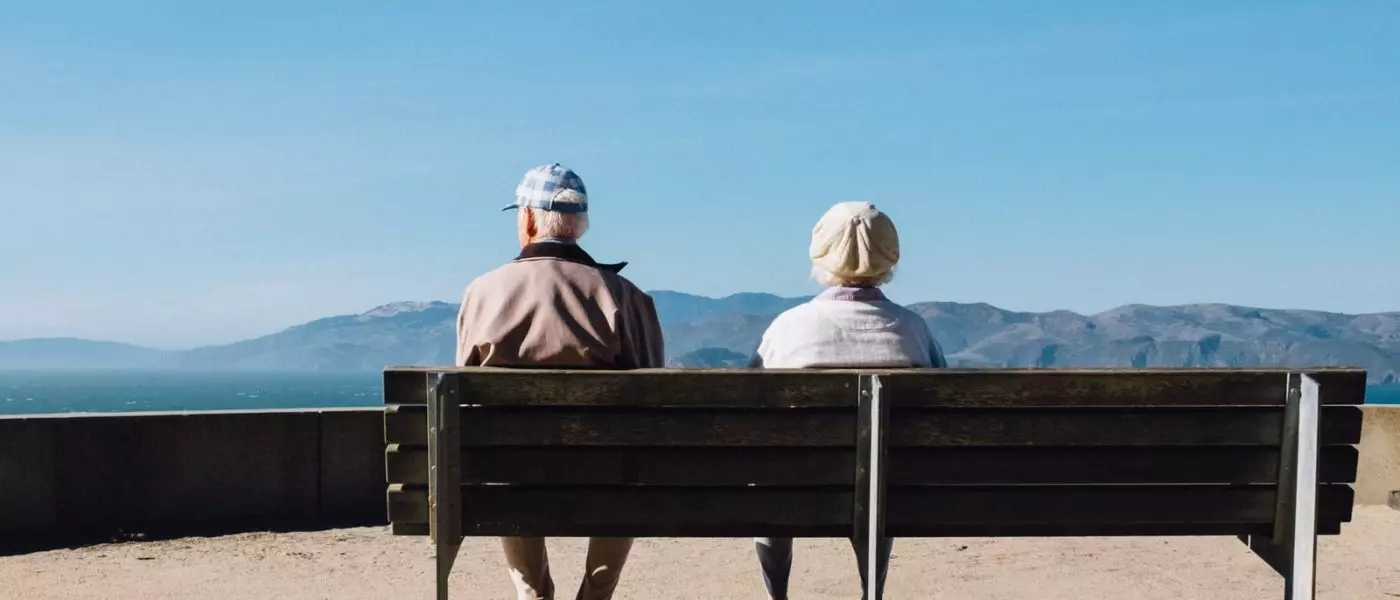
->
[2,1,1397,348]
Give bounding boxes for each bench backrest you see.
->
[383,368,1365,539]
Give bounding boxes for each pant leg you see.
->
[753,537,794,600]
[574,537,634,600]
[502,536,555,600]
[848,536,894,600]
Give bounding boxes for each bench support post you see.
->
[854,374,889,600]
[428,373,463,600]
[1241,372,1320,600]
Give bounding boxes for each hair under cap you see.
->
[809,201,900,280]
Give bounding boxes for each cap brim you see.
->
[501,202,587,214]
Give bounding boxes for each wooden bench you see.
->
[382,367,1367,600]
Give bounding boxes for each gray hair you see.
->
[525,189,589,240]
[811,263,895,287]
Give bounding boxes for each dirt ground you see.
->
[2,507,1397,599]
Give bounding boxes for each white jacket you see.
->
[751,287,947,369]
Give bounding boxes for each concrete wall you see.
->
[0,408,385,543]
[1356,405,1400,506]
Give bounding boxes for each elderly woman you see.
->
[750,201,947,600]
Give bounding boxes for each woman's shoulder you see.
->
[763,300,824,334]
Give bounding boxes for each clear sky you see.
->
[2,1,1397,348]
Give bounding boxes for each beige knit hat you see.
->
[809,201,900,280]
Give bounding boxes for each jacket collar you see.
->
[514,242,628,273]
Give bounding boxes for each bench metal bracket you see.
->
[428,372,463,600]
[1241,372,1320,600]
[854,374,889,600]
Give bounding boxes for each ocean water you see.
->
[1370,384,1400,405]
[0,370,1396,415]
[0,370,381,415]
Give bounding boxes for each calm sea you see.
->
[0,370,1397,415]
[0,370,381,415]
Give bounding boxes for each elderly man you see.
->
[456,163,665,600]
[749,201,947,600]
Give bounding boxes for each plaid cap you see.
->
[502,163,588,213]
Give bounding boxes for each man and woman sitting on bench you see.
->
[455,163,947,600]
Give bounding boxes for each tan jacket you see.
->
[455,243,665,369]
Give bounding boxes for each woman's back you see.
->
[748,200,943,600]
[752,286,947,369]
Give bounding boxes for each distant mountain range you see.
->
[0,338,173,370]
[2,292,1398,384]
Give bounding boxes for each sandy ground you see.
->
[2,507,1398,600]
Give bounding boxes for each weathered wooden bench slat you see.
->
[385,370,861,408]
[383,368,1367,407]
[891,445,1359,485]
[887,485,1354,534]
[887,406,1363,446]
[879,370,1367,407]
[389,485,852,537]
[384,484,1353,537]
[385,445,1360,486]
[388,445,853,486]
[469,408,849,446]
[384,404,1362,447]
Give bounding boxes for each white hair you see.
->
[523,189,589,240]
[811,263,895,287]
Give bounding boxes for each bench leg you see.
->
[854,375,889,600]
[1242,373,1319,600]
[428,373,464,600]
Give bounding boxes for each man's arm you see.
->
[633,293,666,368]
[455,284,478,367]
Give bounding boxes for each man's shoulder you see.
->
[463,261,513,287]
[470,257,597,286]
[459,260,536,301]
[465,259,653,302]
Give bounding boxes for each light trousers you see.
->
[501,536,634,600]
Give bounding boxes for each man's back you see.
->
[456,244,664,369]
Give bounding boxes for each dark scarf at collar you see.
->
[514,242,628,273]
